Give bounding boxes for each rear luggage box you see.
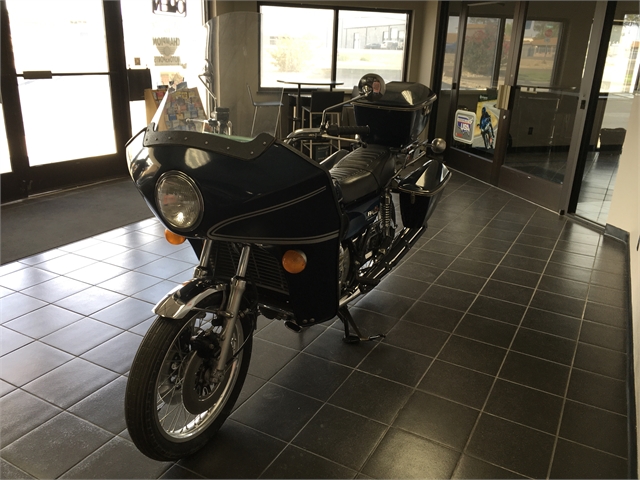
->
[353,82,437,147]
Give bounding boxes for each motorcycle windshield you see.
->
[149,12,283,141]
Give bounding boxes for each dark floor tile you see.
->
[434,270,487,294]
[538,275,589,300]
[550,438,628,479]
[590,268,626,291]
[68,376,128,434]
[179,420,286,479]
[0,389,62,446]
[480,279,534,306]
[89,297,154,330]
[454,314,516,348]
[160,465,206,479]
[329,370,412,424]
[438,335,506,376]
[521,308,581,340]
[393,261,444,283]
[486,218,524,233]
[420,284,477,312]
[485,379,563,433]
[423,238,467,257]
[588,284,628,309]
[271,353,351,401]
[233,373,266,412]
[559,400,628,457]
[468,296,526,325]
[550,250,595,269]
[231,383,321,441]
[452,454,527,479]
[384,320,450,356]
[409,249,456,269]
[23,357,118,409]
[500,253,547,273]
[508,243,552,261]
[530,290,586,318]
[555,239,598,257]
[355,290,415,319]
[466,414,555,479]
[60,436,170,479]
[80,331,143,374]
[573,342,627,381]
[401,301,464,333]
[511,328,577,365]
[4,305,83,340]
[0,379,15,397]
[499,351,570,395]
[459,246,505,265]
[1,327,31,356]
[418,360,494,409]
[0,412,112,479]
[394,391,479,451]
[448,257,496,278]
[584,301,628,329]
[293,404,386,471]
[1,459,35,479]
[469,236,513,254]
[260,445,356,479]
[580,320,626,352]
[567,368,627,415]
[479,226,520,243]
[40,317,122,356]
[337,307,400,339]
[21,276,91,304]
[358,343,432,387]
[490,265,540,288]
[304,328,376,368]
[255,320,325,351]
[362,427,460,479]
[54,286,127,317]
[544,261,592,283]
[135,257,193,279]
[0,293,48,324]
[377,274,430,299]
[0,342,72,387]
[248,338,300,380]
[516,233,557,250]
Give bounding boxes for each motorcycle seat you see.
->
[329,145,395,204]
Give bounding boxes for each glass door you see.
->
[0,1,131,202]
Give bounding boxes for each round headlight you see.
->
[155,171,203,231]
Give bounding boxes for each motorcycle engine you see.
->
[338,244,350,289]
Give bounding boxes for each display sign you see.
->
[454,110,476,144]
[152,0,186,16]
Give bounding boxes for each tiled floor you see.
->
[0,171,631,479]
[576,151,620,225]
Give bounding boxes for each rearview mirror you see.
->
[358,73,386,99]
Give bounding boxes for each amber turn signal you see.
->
[282,250,307,274]
[165,229,186,245]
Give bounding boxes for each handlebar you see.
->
[325,125,370,137]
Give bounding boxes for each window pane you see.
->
[7,0,108,73]
[601,15,640,93]
[517,21,563,86]
[19,76,116,165]
[460,17,501,89]
[260,6,334,88]
[336,10,408,89]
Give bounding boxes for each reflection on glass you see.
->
[260,6,334,88]
[461,17,501,90]
[503,2,597,184]
[336,10,407,89]
[576,8,640,224]
[7,0,108,73]
[0,105,11,174]
[18,76,116,165]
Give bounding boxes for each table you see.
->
[277,80,344,129]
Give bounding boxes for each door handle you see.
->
[497,84,511,110]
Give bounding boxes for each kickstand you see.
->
[337,307,386,344]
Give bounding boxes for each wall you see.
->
[606,93,640,473]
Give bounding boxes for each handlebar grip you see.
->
[326,125,370,136]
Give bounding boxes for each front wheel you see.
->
[125,307,253,461]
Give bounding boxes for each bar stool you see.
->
[301,90,345,129]
[247,84,283,136]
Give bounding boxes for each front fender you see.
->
[153,280,225,319]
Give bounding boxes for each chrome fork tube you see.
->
[215,245,251,373]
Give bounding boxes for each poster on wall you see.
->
[158,87,206,131]
[454,110,476,144]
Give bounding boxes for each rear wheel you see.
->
[125,306,253,461]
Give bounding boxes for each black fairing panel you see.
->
[128,133,343,323]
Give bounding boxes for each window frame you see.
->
[257,2,412,91]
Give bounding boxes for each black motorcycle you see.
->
[124,12,450,461]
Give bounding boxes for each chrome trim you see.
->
[153,281,225,319]
[155,171,204,232]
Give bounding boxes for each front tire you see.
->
[125,308,253,461]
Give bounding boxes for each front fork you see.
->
[214,244,251,376]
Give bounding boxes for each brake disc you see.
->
[181,352,230,415]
